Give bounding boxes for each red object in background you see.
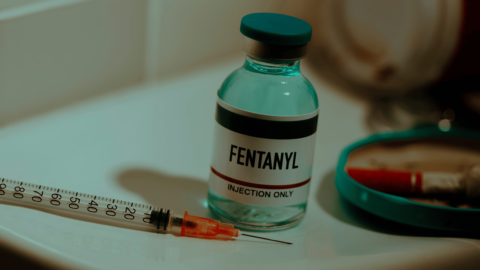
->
[347,168,423,195]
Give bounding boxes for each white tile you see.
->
[0,0,147,125]
[0,0,49,11]
[153,0,319,77]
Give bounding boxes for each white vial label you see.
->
[209,99,318,207]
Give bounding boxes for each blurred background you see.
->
[0,0,319,126]
[2,0,480,134]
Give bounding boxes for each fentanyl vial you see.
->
[208,13,318,231]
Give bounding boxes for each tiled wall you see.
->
[151,0,319,78]
[0,0,147,125]
[0,0,319,126]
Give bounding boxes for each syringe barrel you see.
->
[0,178,174,232]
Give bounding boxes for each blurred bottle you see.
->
[308,0,480,132]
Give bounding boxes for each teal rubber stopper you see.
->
[240,13,312,46]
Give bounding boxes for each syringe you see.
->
[0,177,291,244]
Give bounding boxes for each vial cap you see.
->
[240,13,312,46]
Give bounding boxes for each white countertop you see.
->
[0,54,479,270]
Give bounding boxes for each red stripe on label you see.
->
[211,167,310,190]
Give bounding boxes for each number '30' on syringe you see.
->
[0,178,291,245]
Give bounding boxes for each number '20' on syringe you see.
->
[0,178,291,244]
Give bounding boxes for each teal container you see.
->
[336,125,480,232]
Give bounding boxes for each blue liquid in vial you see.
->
[208,55,318,231]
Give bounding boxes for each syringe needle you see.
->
[240,233,292,245]
[0,177,294,244]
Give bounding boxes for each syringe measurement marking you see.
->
[0,180,154,224]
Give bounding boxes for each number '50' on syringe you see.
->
[0,178,292,244]
[0,178,157,230]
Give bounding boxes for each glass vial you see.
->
[208,13,318,231]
